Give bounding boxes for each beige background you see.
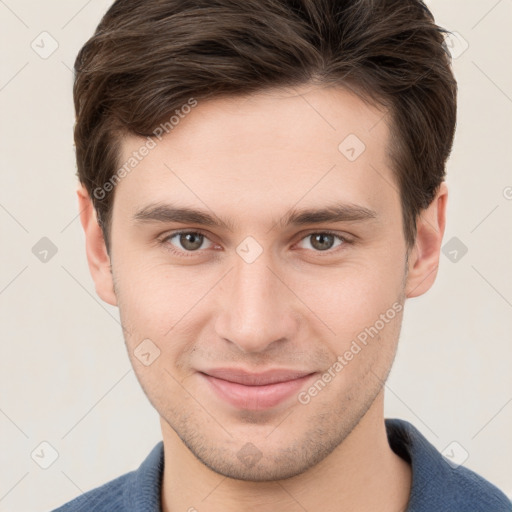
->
[0,0,511,510]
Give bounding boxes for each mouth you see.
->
[198,368,317,410]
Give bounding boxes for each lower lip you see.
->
[200,373,315,410]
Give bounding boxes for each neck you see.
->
[160,392,411,512]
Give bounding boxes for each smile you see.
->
[198,368,317,410]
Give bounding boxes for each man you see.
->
[53,0,511,510]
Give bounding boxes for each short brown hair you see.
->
[73,0,457,252]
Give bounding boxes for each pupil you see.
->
[313,233,333,251]
[181,233,202,250]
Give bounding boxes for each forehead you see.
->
[113,84,397,225]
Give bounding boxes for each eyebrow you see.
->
[132,202,378,231]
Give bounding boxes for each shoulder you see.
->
[446,463,512,510]
[50,441,164,512]
[385,418,512,512]
[51,472,129,512]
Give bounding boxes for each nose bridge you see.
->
[216,248,297,352]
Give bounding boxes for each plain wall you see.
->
[0,0,511,510]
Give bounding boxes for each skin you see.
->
[78,84,447,511]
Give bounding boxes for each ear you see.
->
[405,182,448,298]
[77,185,117,306]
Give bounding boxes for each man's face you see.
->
[109,85,409,480]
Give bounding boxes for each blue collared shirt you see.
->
[51,418,512,511]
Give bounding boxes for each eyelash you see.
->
[158,229,353,258]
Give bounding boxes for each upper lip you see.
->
[200,368,315,386]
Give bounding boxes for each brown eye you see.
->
[310,233,335,251]
[297,232,346,252]
[165,231,213,253]
[179,233,204,251]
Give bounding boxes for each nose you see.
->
[214,250,300,353]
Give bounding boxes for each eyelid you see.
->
[159,229,216,256]
[293,229,353,254]
[295,228,354,243]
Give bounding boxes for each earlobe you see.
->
[77,185,117,306]
[405,182,448,299]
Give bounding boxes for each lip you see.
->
[198,368,316,410]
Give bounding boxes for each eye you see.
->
[163,231,214,254]
[296,231,347,252]
[159,229,351,258]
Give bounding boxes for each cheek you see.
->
[114,258,218,342]
[113,231,406,347]
[294,253,405,339]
